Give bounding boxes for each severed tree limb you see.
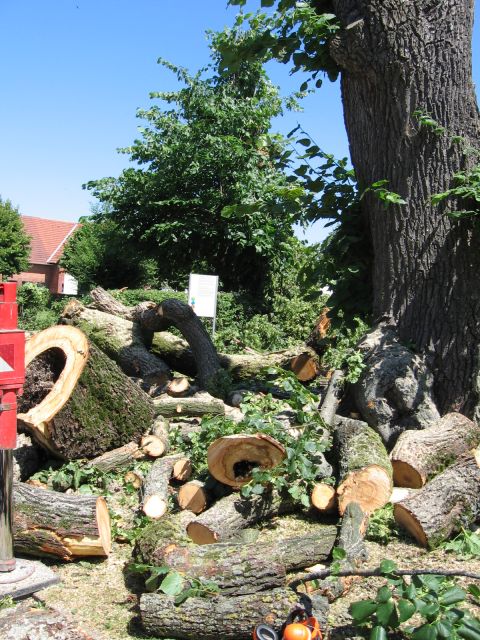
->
[142,454,185,519]
[319,369,345,427]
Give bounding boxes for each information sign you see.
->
[188,274,218,320]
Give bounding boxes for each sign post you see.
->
[187,274,219,336]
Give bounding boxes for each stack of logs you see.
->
[11,287,480,639]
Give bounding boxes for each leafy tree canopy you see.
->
[0,197,30,279]
[84,32,309,302]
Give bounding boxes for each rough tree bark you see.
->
[331,0,480,415]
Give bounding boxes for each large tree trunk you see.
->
[331,0,480,414]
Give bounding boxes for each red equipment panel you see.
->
[0,283,18,330]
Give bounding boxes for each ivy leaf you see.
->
[379,559,397,575]
[411,623,439,640]
[332,547,347,561]
[376,600,396,627]
[369,627,388,640]
[398,599,416,623]
[350,599,378,623]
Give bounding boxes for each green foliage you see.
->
[361,179,407,207]
[61,209,161,291]
[430,166,480,221]
[172,368,332,507]
[128,563,219,605]
[322,316,368,383]
[443,528,480,559]
[31,460,114,495]
[350,562,480,639]
[0,197,30,279]
[366,504,401,546]
[413,109,446,136]
[17,282,71,331]
[0,596,15,611]
[85,32,309,302]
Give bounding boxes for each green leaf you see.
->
[468,585,480,599]
[436,620,454,638]
[398,599,416,623]
[376,600,396,627]
[439,586,466,606]
[369,627,388,640]
[376,586,392,603]
[350,599,378,623]
[379,559,397,575]
[332,547,347,561]
[412,623,439,640]
[159,571,185,596]
[298,138,311,147]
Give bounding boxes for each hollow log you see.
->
[390,412,480,488]
[61,299,170,386]
[153,393,226,418]
[335,416,392,515]
[187,490,295,545]
[207,433,285,488]
[394,451,480,548]
[140,589,329,640]
[13,481,111,560]
[89,288,320,383]
[142,454,185,518]
[18,325,155,459]
[136,525,337,594]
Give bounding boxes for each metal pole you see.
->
[0,449,14,572]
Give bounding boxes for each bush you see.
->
[17,283,72,331]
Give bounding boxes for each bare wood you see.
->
[14,482,111,560]
[177,480,209,514]
[172,457,192,482]
[311,483,337,513]
[394,451,480,548]
[207,433,286,488]
[153,393,226,418]
[390,412,480,488]
[140,434,165,458]
[87,441,144,473]
[335,416,392,515]
[166,377,191,397]
[124,470,143,489]
[187,490,295,544]
[142,454,184,518]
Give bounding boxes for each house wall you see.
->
[12,264,61,293]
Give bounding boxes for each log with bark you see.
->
[89,287,320,384]
[207,433,286,488]
[136,525,337,595]
[13,481,111,560]
[62,299,171,387]
[186,490,295,544]
[334,416,393,515]
[140,589,329,640]
[153,393,226,418]
[17,325,155,459]
[394,450,480,548]
[390,412,480,488]
[142,454,190,518]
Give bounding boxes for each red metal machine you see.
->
[0,282,25,571]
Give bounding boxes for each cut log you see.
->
[187,490,294,544]
[335,416,393,516]
[177,480,209,514]
[166,377,191,397]
[390,412,480,488]
[89,288,320,383]
[172,457,192,482]
[136,525,337,594]
[0,601,101,640]
[140,434,165,458]
[87,441,144,473]
[18,325,155,459]
[124,470,143,489]
[311,483,337,514]
[153,393,226,418]
[207,434,286,488]
[140,589,329,640]
[394,451,480,548]
[142,454,184,518]
[62,299,171,386]
[13,481,111,560]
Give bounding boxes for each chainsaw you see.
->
[253,607,323,640]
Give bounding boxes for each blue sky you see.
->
[1,0,479,245]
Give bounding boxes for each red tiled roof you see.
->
[21,216,79,265]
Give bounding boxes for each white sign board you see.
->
[188,274,218,318]
[63,273,79,296]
